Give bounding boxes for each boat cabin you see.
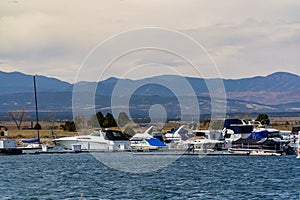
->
[292,126,300,135]
[224,119,253,134]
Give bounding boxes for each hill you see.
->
[0,71,300,120]
[0,71,71,94]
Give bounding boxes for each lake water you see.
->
[0,153,300,199]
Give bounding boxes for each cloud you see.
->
[185,19,300,78]
[0,1,300,82]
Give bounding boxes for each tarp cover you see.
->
[145,138,166,147]
[22,137,40,143]
[247,130,269,139]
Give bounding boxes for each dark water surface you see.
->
[0,153,299,199]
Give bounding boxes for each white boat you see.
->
[54,129,130,151]
[252,121,282,137]
[249,150,281,156]
[187,130,224,151]
[222,119,254,142]
[223,119,289,141]
[165,126,223,152]
[281,126,299,148]
[130,126,166,150]
[164,125,189,149]
[190,138,224,151]
[165,125,185,143]
[228,148,281,156]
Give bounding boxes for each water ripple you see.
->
[0,154,299,199]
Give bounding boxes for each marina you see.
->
[1,118,299,158]
[2,1,300,199]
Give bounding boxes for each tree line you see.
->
[62,111,131,132]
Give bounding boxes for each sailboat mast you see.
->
[33,75,40,141]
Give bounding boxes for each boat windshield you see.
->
[105,130,128,140]
[90,131,101,136]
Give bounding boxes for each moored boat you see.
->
[54,128,130,151]
[0,139,22,155]
[130,126,166,151]
[223,118,295,155]
[187,130,224,152]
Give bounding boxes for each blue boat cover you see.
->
[22,137,40,143]
[145,138,166,147]
[247,130,269,139]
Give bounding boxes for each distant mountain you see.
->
[0,70,300,120]
[223,72,300,92]
[0,71,71,94]
[92,72,300,105]
[223,72,300,105]
[2,70,299,96]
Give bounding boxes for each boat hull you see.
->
[56,139,130,151]
[0,148,22,155]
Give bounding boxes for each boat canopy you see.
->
[145,138,166,147]
[224,119,253,134]
[247,130,269,139]
[224,119,243,129]
[105,130,129,140]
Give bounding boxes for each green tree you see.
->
[34,123,41,130]
[117,112,131,127]
[203,119,211,127]
[96,112,105,127]
[285,121,290,126]
[256,113,270,125]
[102,113,117,128]
[61,121,76,132]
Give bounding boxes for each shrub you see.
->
[34,123,42,130]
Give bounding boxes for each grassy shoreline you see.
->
[0,129,78,146]
[0,117,296,146]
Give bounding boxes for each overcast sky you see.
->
[1,0,300,83]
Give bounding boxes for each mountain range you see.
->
[1,71,300,120]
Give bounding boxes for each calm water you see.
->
[0,153,299,200]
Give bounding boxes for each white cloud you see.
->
[0,0,300,82]
[185,19,300,78]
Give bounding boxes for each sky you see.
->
[0,0,300,83]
